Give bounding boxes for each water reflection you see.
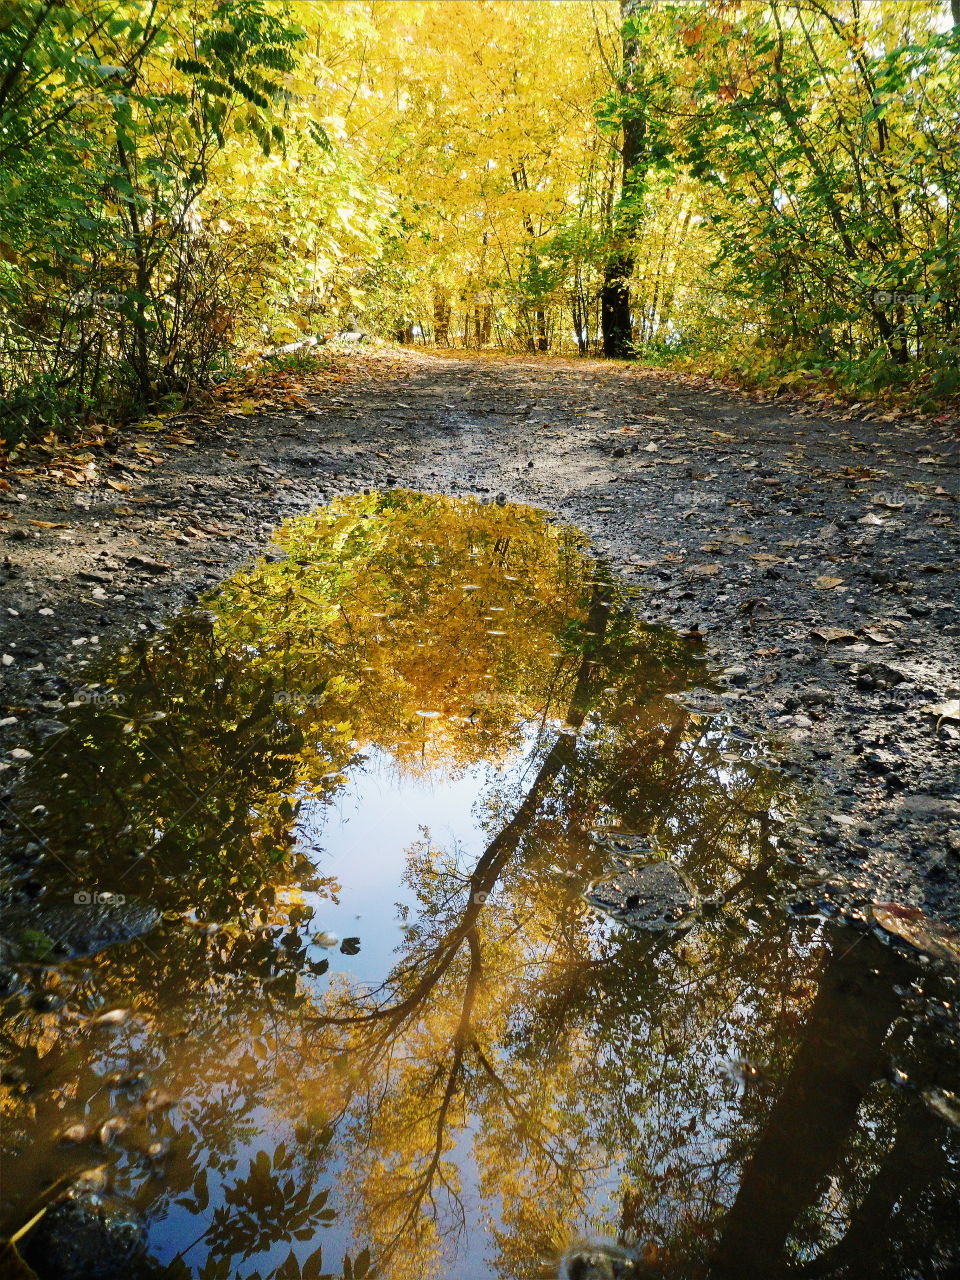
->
[1,492,957,1280]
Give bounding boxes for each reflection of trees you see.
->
[289,572,797,1279]
[2,492,957,1280]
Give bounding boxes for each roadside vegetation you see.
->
[1,0,958,454]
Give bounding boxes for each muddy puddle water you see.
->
[1,493,958,1279]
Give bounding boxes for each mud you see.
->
[1,350,957,923]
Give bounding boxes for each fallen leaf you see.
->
[27,521,69,529]
[923,1088,960,1129]
[98,1117,128,1145]
[920,699,960,725]
[810,626,858,643]
[126,556,172,573]
[872,902,960,964]
[860,628,895,645]
[814,576,844,590]
[88,1007,132,1027]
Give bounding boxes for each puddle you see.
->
[1,492,957,1279]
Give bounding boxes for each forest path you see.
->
[1,349,957,924]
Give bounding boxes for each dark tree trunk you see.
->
[473,302,492,347]
[480,303,492,345]
[710,934,907,1279]
[600,0,646,360]
[433,289,450,345]
[601,256,634,358]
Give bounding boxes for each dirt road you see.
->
[2,350,958,924]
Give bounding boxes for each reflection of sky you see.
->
[278,712,793,1280]
[281,738,545,1280]
[296,737,540,987]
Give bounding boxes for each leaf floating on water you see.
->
[97,1117,128,1146]
[414,710,441,718]
[142,1088,175,1112]
[315,931,339,948]
[923,1088,960,1130]
[871,903,960,964]
[59,1124,88,1145]
[88,1008,132,1028]
[340,937,361,955]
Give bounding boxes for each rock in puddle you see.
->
[585,861,699,931]
[0,897,159,965]
[21,1189,148,1280]
[560,1240,649,1280]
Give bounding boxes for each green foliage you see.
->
[617,0,960,398]
[2,0,957,442]
[0,0,305,447]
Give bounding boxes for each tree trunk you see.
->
[710,933,907,1279]
[433,289,450,345]
[600,0,646,360]
[601,256,634,358]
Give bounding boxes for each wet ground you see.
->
[1,492,959,1279]
[0,350,957,927]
